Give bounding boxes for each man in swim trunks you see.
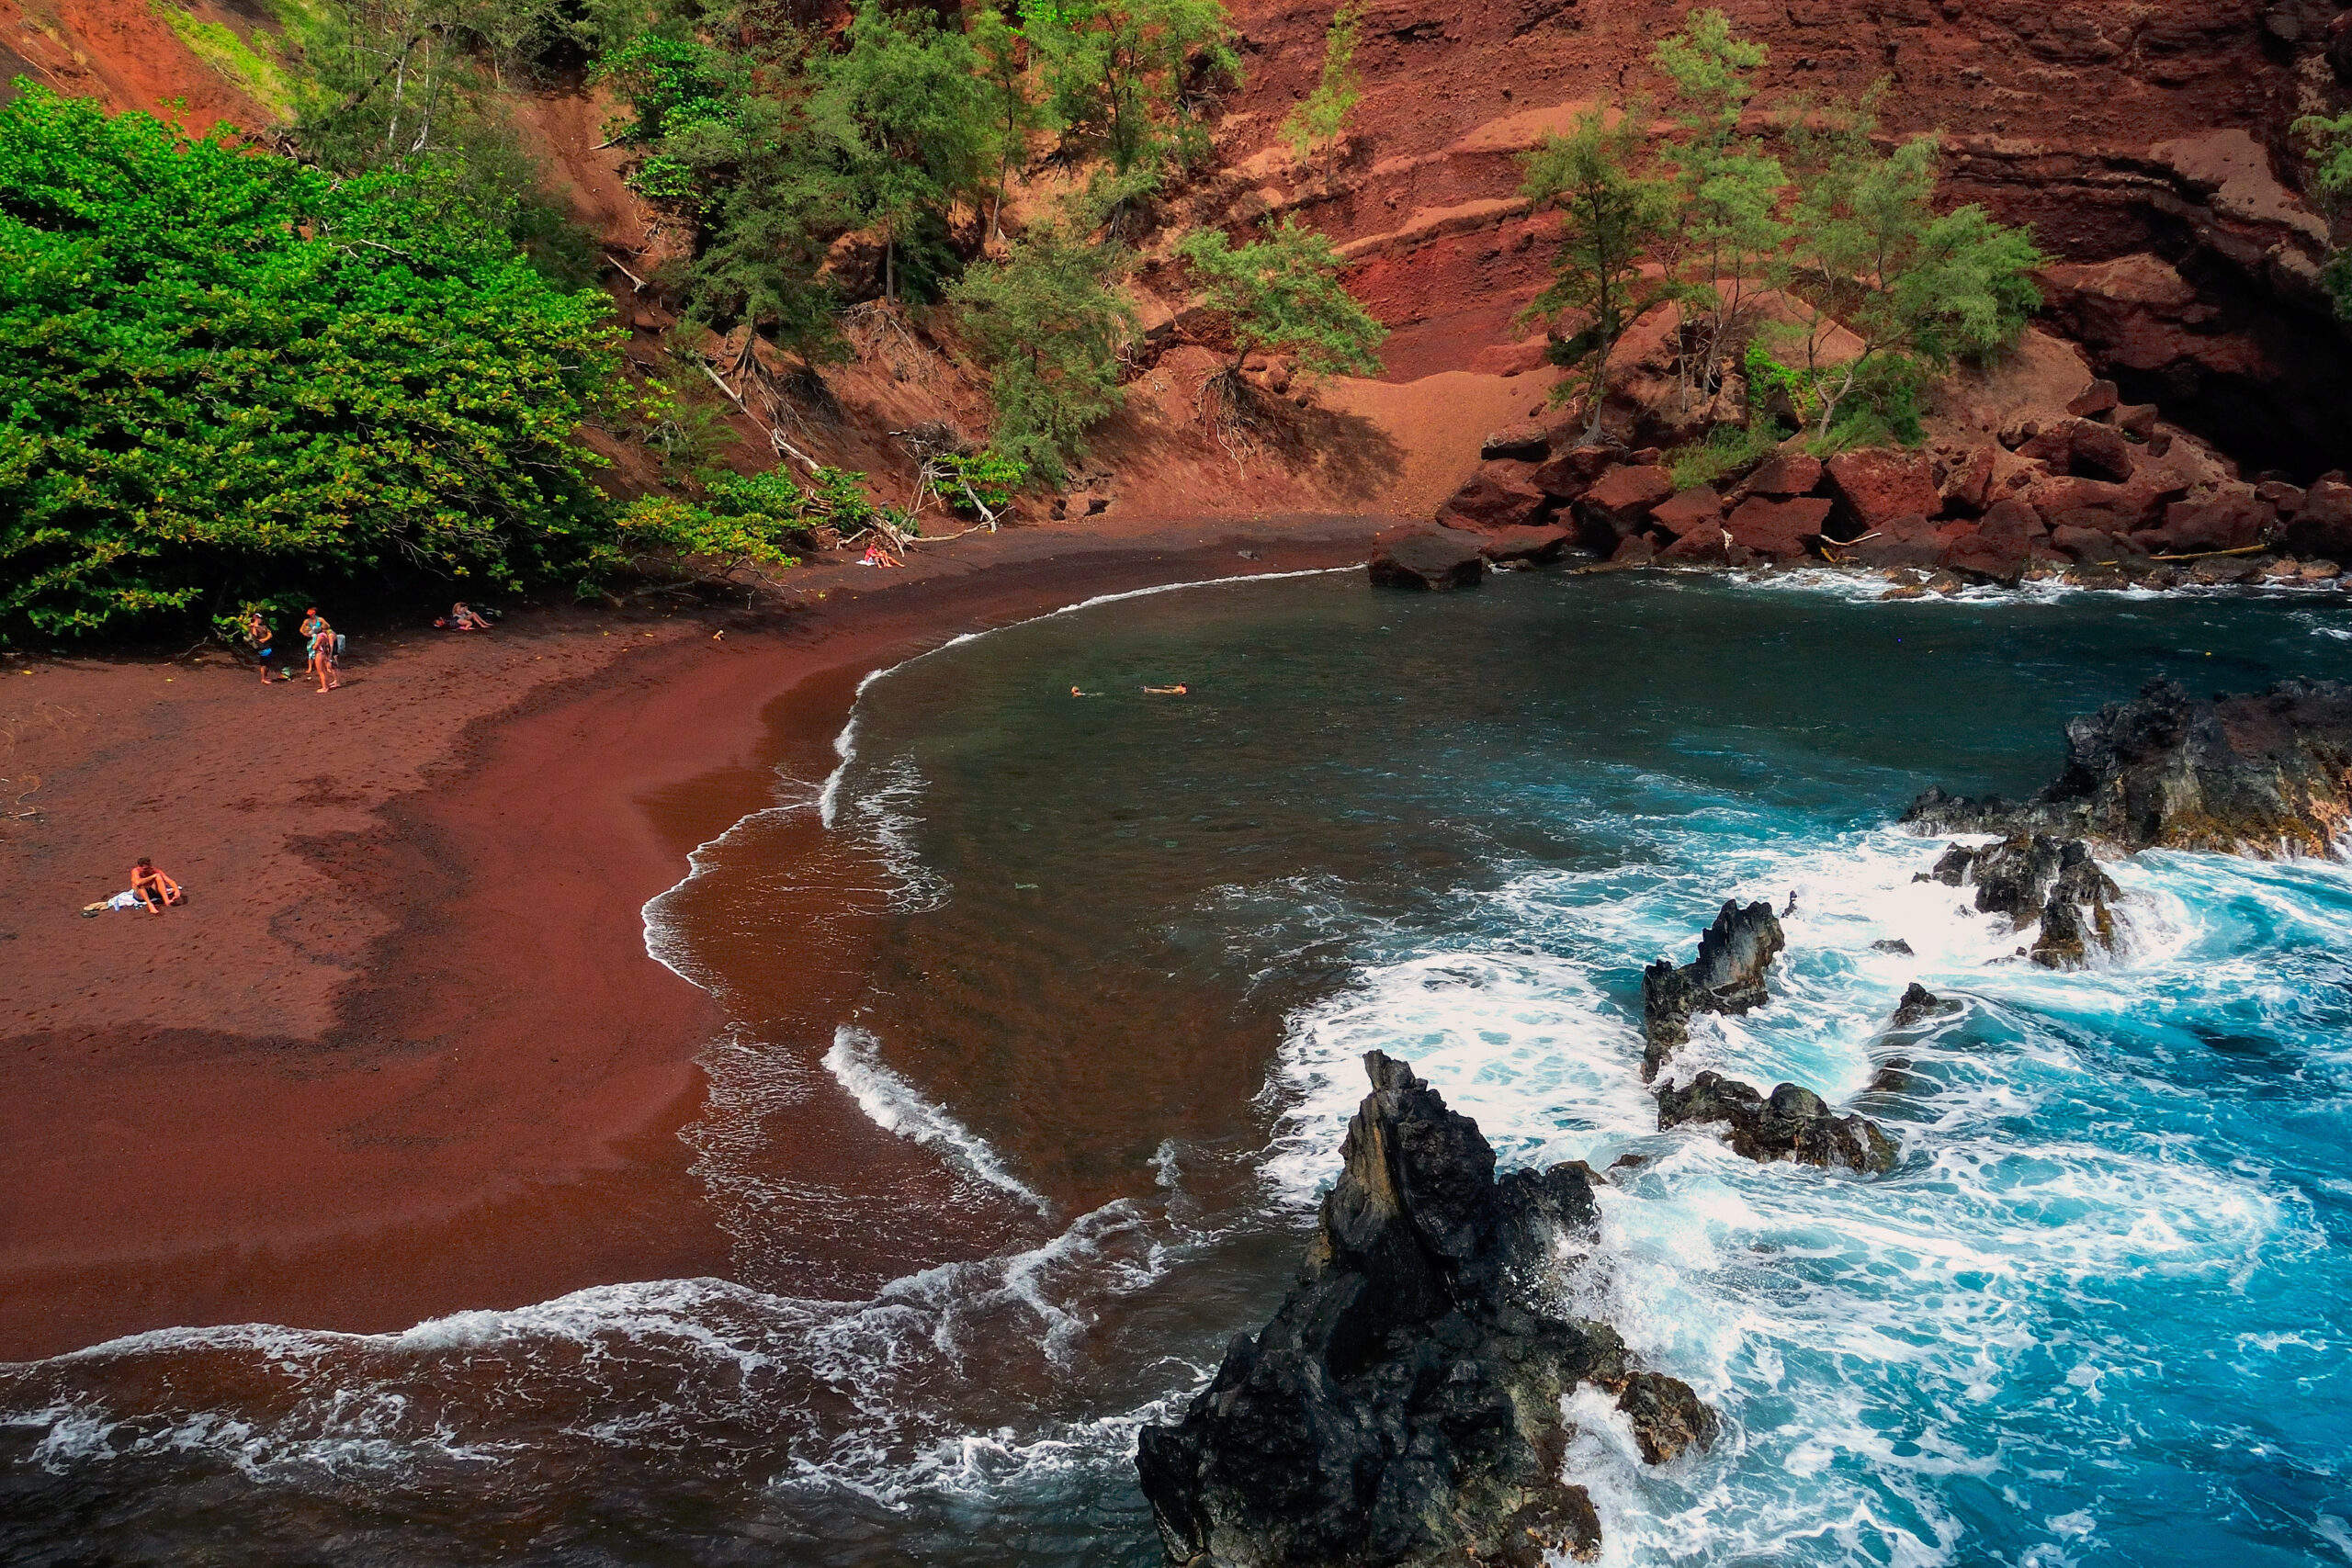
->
[243,609,277,683]
[129,857,181,914]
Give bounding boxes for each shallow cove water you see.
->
[6,569,2352,1566]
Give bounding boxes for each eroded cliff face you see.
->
[16,0,2348,490]
[1192,0,2352,476]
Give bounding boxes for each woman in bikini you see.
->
[307,615,341,693]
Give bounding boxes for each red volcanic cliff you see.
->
[1188,0,2352,476]
[9,0,2349,479]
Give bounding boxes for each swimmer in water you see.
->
[1143,683,1188,695]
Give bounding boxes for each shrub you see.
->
[0,88,631,638]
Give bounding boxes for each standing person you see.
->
[129,857,182,914]
[306,613,341,693]
[241,608,277,684]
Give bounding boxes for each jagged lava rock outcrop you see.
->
[1136,1052,1715,1568]
[1920,833,2123,969]
[1640,900,1786,1079]
[1655,1074,1899,1176]
[1905,677,2352,857]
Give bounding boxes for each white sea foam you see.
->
[822,1026,1052,1215]
[1245,811,2346,1566]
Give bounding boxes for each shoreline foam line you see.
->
[821,1026,1055,1216]
[644,565,1356,986]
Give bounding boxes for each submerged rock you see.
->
[1888,982,1961,1029]
[1904,678,2352,857]
[1640,900,1786,1079]
[1136,1053,1712,1568]
[1655,1072,1900,1175]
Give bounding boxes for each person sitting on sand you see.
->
[128,857,182,914]
[435,602,492,632]
[1142,683,1189,695]
[859,541,903,568]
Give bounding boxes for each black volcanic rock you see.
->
[1640,900,1786,1079]
[1917,833,2121,969]
[1888,983,1960,1029]
[1904,678,2352,858]
[1655,1072,1899,1175]
[1136,1053,1713,1568]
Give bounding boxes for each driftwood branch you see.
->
[2150,543,2271,562]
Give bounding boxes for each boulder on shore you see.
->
[1576,465,1678,550]
[1641,900,1786,1078]
[1478,524,1574,564]
[1436,461,1552,532]
[1655,1072,1900,1175]
[1136,1052,1713,1568]
[1726,496,1831,560]
[1825,450,1941,534]
[1904,677,2352,858]
[1480,421,1553,461]
[1369,529,1487,591]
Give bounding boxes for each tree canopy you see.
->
[1517,10,2044,448]
[0,86,631,637]
[950,225,1136,481]
[1180,216,1387,377]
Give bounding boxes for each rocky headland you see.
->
[1382,344,2352,597]
[1905,676,2352,857]
[1136,1051,1714,1568]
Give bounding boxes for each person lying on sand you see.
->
[435,602,492,632]
[128,857,182,914]
[1142,683,1189,695]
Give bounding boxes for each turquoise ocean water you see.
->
[6,568,2349,1566]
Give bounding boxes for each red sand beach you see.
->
[0,515,1391,1361]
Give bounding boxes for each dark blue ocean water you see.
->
[6,568,2349,1567]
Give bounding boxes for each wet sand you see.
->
[0,515,1394,1361]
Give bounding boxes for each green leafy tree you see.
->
[1783,104,2044,438]
[1024,0,1239,214]
[810,0,985,301]
[297,0,595,280]
[0,88,630,637]
[950,224,1136,480]
[1518,105,1673,438]
[679,92,851,363]
[1179,215,1386,383]
[591,33,747,145]
[1651,10,1789,412]
[1281,1,1361,186]
[2292,109,2352,317]
[614,468,808,579]
[969,4,1043,245]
